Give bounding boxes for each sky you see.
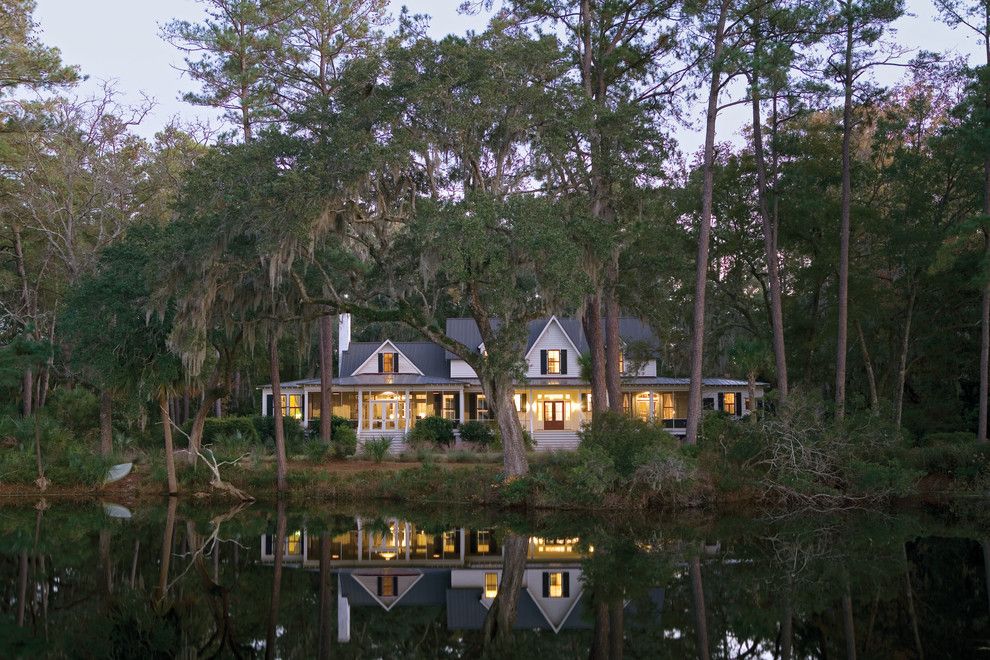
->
[32,0,984,154]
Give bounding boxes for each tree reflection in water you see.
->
[0,503,988,657]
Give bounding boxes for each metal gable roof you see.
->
[444,316,661,359]
[339,341,449,379]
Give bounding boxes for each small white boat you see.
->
[103,503,132,519]
[105,462,133,484]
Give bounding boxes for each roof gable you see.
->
[351,340,424,376]
[524,316,581,362]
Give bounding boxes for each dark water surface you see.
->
[1,499,988,658]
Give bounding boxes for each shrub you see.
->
[331,424,358,459]
[915,431,977,448]
[363,437,392,463]
[191,416,260,445]
[408,416,455,448]
[578,412,677,479]
[252,415,305,452]
[48,387,100,439]
[459,421,496,447]
[912,443,990,480]
[304,439,330,463]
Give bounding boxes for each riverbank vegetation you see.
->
[3,1,990,504]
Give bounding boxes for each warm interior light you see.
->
[379,551,396,561]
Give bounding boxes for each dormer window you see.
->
[378,352,399,373]
[540,349,567,375]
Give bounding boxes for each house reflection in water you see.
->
[259,518,663,640]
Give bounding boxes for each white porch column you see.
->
[528,388,535,435]
[357,388,364,432]
[404,523,411,561]
[648,391,655,421]
[302,390,309,428]
[356,518,363,562]
[404,390,411,432]
[459,388,466,424]
[459,529,466,562]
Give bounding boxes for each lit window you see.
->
[476,395,489,421]
[723,393,736,415]
[484,572,498,598]
[381,352,396,373]
[442,394,457,420]
[280,394,302,419]
[548,572,564,598]
[581,392,592,412]
[379,576,397,597]
[618,352,624,374]
[443,532,456,554]
[286,531,302,555]
[477,530,491,553]
[546,350,561,374]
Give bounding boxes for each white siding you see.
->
[351,341,421,375]
[526,320,580,378]
[450,359,477,379]
[625,358,657,377]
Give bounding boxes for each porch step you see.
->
[531,432,580,452]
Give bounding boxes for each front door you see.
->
[543,401,565,430]
[371,400,403,431]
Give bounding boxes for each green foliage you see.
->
[909,443,990,481]
[188,416,260,446]
[331,422,358,459]
[407,416,455,448]
[915,431,976,448]
[363,437,392,463]
[47,387,99,439]
[578,412,678,479]
[459,421,496,447]
[251,415,305,452]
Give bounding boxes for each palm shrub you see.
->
[332,423,358,458]
[363,437,392,463]
[408,416,455,448]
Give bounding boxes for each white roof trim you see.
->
[351,572,424,612]
[525,585,584,634]
[523,315,582,361]
[351,339,424,377]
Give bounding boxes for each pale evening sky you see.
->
[31,0,985,154]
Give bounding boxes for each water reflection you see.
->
[1,502,989,658]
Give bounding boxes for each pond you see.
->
[1,499,988,658]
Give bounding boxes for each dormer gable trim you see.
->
[523,316,582,361]
[351,340,424,376]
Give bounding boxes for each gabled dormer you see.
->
[526,316,580,378]
[351,340,424,376]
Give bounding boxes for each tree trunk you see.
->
[780,594,793,660]
[266,500,287,660]
[690,557,710,660]
[482,533,527,650]
[856,320,880,416]
[608,600,624,660]
[980,228,990,442]
[750,65,789,403]
[23,368,33,418]
[33,414,45,487]
[894,285,917,432]
[903,544,924,660]
[156,496,178,604]
[685,0,730,445]
[748,373,758,424]
[99,389,113,456]
[159,392,178,496]
[188,364,223,466]
[318,534,333,660]
[583,293,608,413]
[16,551,28,627]
[319,314,334,445]
[835,13,854,422]
[482,374,528,478]
[270,334,288,493]
[591,601,610,660]
[604,272,623,413]
[842,576,857,660]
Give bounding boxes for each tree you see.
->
[729,337,772,419]
[825,0,906,420]
[0,0,78,97]
[935,0,990,441]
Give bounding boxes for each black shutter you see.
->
[542,572,550,598]
[453,393,461,422]
[265,534,273,555]
[377,353,384,373]
[540,350,548,375]
[377,576,383,594]
[560,349,568,374]
[265,394,273,417]
[519,392,527,412]
[717,392,724,411]
[737,392,744,417]
[392,353,400,373]
[468,394,477,420]
[433,393,443,417]
[562,572,570,597]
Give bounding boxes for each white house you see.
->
[260,314,765,451]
